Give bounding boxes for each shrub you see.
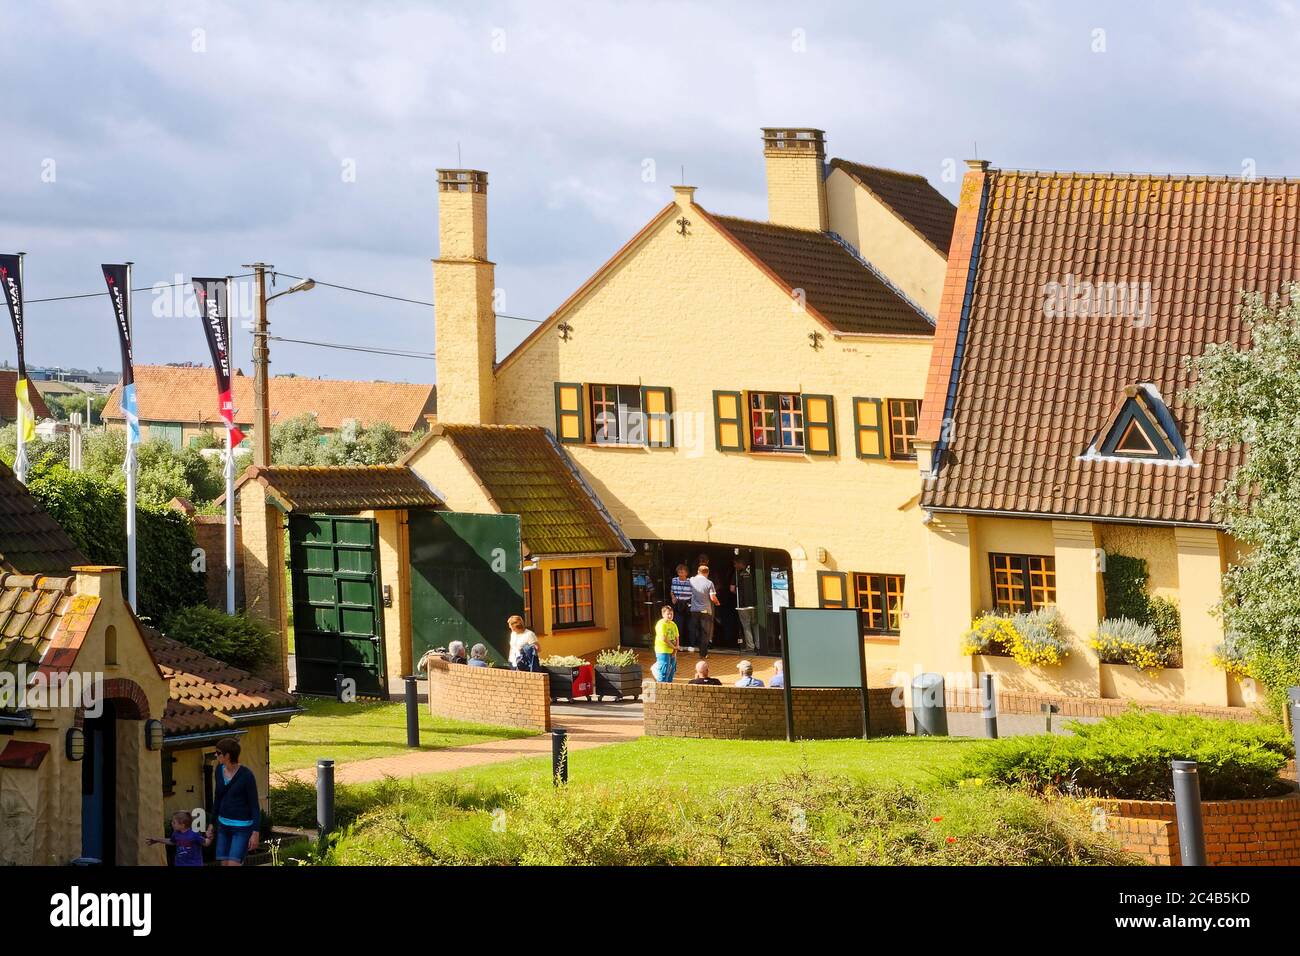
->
[595,648,638,667]
[1090,617,1174,671]
[949,711,1294,800]
[163,604,275,671]
[541,654,588,667]
[290,771,1135,866]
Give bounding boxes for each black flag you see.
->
[0,254,26,378]
[102,264,137,443]
[192,277,244,445]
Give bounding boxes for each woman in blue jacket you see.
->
[206,737,261,866]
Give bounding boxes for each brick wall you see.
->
[193,515,244,611]
[940,686,1259,722]
[426,658,551,732]
[1100,794,1300,866]
[644,682,905,740]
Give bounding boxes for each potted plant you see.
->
[541,654,594,701]
[594,648,643,701]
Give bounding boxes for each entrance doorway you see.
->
[618,540,792,655]
[80,701,117,865]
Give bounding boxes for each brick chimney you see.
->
[433,169,496,424]
[762,128,829,231]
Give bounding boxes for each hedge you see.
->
[27,464,206,621]
[949,711,1295,800]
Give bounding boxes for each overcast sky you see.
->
[1,0,1295,383]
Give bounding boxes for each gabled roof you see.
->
[830,159,958,255]
[147,630,300,737]
[1084,384,1190,464]
[920,168,1293,525]
[102,365,437,433]
[233,464,443,513]
[0,370,52,421]
[405,424,633,557]
[0,461,88,573]
[705,213,936,335]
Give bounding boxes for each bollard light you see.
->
[552,728,569,786]
[1172,759,1207,866]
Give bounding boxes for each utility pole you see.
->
[245,262,273,467]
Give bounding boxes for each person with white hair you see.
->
[769,659,785,689]
[445,640,468,665]
[468,643,490,667]
[734,659,765,687]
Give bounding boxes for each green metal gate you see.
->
[289,514,387,698]
[409,511,523,665]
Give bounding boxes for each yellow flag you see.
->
[14,377,34,442]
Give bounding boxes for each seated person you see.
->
[734,659,765,687]
[687,660,721,686]
[468,643,490,667]
[444,640,468,665]
[769,660,785,688]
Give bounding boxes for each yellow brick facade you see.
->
[491,188,934,672]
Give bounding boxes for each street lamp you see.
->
[268,277,315,302]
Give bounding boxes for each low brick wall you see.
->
[644,682,905,740]
[426,658,551,732]
[1100,793,1300,865]
[942,687,1259,722]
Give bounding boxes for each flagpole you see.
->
[124,261,137,611]
[224,276,236,614]
[13,252,26,485]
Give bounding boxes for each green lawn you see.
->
[270,696,536,771]
[423,733,978,794]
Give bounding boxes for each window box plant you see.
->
[961,608,1069,668]
[1090,617,1176,672]
[593,648,642,701]
[542,655,594,701]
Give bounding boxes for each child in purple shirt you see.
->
[149,810,212,866]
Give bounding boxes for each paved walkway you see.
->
[274,700,645,786]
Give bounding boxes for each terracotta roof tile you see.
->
[146,630,299,736]
[102,365,436,434]
[417,425,632,557]
[830,159,959,255]
[706,213,936,335]
[0,572,74,676]
[922,169,1282,525]
[0,461,88,574]
[235,464,443,513]
[0,371,52,422]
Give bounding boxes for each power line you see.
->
[26,274,256,305]
[267,333,435,360]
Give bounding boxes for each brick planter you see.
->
[1099,793,1300,865]
[426,658,551,732]
[644,682,905,740]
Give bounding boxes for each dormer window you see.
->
[1084,384,1190,465]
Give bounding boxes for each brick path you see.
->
[274,701,645,786]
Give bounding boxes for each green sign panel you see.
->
[780,607,869,741]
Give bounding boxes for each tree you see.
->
[1186,288,1300,710]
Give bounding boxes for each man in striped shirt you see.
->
[669,564,694,649]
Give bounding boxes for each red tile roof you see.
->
[0,573,75,678]
[921,168,1289,525]
[147,630,300,736]
[830,159,959,255]
[706,213,935,335]
[102,365,436,433]
[233,464,443,513]
[407,424,632,557]
[0,371,52,421]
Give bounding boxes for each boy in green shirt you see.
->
[653,605,680,682]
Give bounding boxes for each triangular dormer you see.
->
[1083,384,1191,464]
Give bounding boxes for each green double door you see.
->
[289,514,387,698]
[408,511,523,665]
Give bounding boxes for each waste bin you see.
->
[911,673,948,736]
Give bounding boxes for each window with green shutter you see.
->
[802,394,837,456]
[554,382,585,444]
[713,390,744,452]
[817,570,849,608]
[853,397,885,459]
[641,385,674,447]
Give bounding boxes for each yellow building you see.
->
[431,130,955,666]
[0,461,298,866]
[913,162,1274,710]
